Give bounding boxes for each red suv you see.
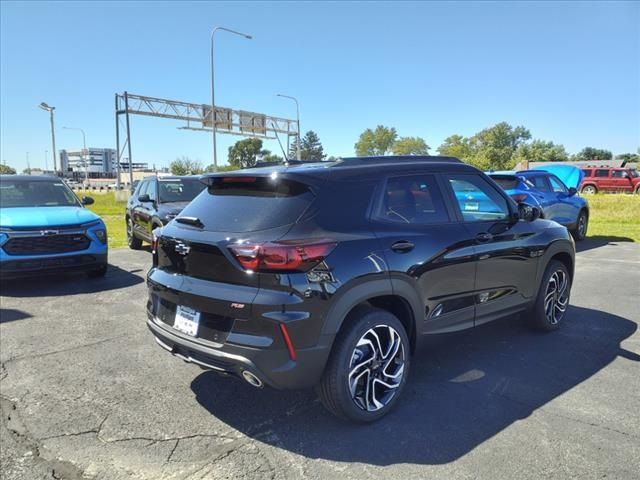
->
[580,167,640,194]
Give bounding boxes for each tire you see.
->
[127,217,142,250]
[528,260,571,332]
[571,210,588,241]
[86,263,108,278]
[317,306,410,423]
[581,184,597,194]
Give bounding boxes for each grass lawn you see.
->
[584,193,640,243]
[85,192,128,249]
[85,191,640,249]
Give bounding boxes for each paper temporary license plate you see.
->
[173,305,200,337]
[464,202,479,211]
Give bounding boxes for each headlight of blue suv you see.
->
[95,228,107,244]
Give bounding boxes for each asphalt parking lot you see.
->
[1,240,639,480]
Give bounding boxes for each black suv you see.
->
[146,156,575,422]
[126,176,205,249]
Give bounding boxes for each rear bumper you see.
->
[0,252,107,278]
[146,314,332,390]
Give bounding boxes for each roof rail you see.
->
[335,155,462,166]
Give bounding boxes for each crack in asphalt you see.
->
[0,394,88,480]
[2,334,130,364]
[491,386,640,440]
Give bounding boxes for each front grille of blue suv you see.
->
[146,156,575,422]
[0,175,108,278]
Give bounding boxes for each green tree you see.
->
[391,136,430,155]
[204,164,240,172]
[355,125,398,156]
[260,153,284,164]
[227,138,269,169]
[470,122,531,170]
[437,134,473,161]
[573,147,613,161]
[0,164,16,174]
[616,152,640,163]
[300,130,326,161]
[437,122,531,170]
[170,157,203,175]
[514,140,569,163]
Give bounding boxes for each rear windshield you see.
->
[0,179,80,208]
[158,178,205,203]
[178,176,314,232]
[490,175,533,190]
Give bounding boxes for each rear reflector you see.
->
[279,323,296,361]
[229,240,336,272]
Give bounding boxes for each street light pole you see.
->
[210,26,252,171]
[38,102,57,174]
[63,127,87,185]
[276,94,301,160]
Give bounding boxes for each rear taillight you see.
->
[229,240,337,272]
[511,193,528,203]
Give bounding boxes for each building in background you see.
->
[59,148,149,179]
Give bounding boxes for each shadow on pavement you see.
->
[0,308,33,324]
[191,305,638,466]
[578,235,635,253]
[0,264,144,298]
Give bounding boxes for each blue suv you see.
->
[0,175,108,278]
[488,165,589,241]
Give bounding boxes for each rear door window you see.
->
[595,169,609,178]
[529,175,552,192]
[376,174,449,224]
[178,176,314,232]
[548,175,568,193]
[611,170,626,178]
[445,174,510,222]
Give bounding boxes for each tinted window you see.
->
[446,175,509,222]
[529,175,551,192]
[595,169,609,178]
[158,178,205,203]
[378,174,449,224]
[490,176,520,190]
[0,179,79,208]
[137,180,148,198]
[147,180,158,201]
[548,175,567,193]
[611,170,626,178]
[581,169,593,177]
[179,176,314,232]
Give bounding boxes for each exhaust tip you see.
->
[242,370,263,388]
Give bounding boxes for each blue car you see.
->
[488,165,589,241]
[0,175,108,278]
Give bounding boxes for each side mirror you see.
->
[518,203,541,222]
[81,196,94,206]
[138,193,151,203]
[567,187,577,196]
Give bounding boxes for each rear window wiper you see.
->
[175,216,204,228]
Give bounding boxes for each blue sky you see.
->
[1,1,639,172]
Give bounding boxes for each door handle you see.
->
[476,232,493,243]
[391,241,415,253]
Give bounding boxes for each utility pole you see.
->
[38,102,58,174]
[210,26,253,171]
[276,94,301,160]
